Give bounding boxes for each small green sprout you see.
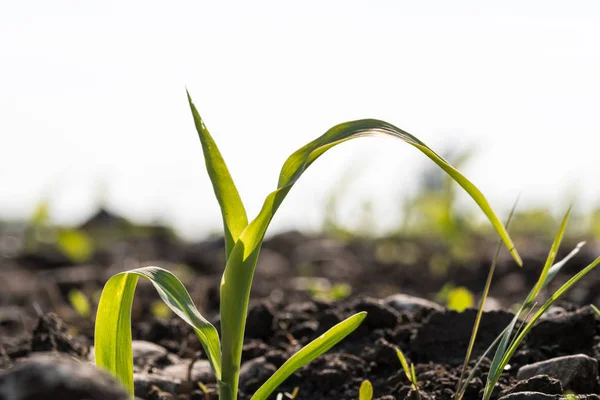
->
[395,347,419,393]
[359,380,373,400]
[591,304,600,316]
[93,91,522,400]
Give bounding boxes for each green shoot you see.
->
[396,347,419,392]
[591,304,600,316]
[94,90,522,400]
[482,207,599,400]
[455,239,586,400]
[359,380,373,400]
[455,199,518,399]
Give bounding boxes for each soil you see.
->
[1,210,600,399]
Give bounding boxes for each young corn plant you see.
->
[94,91,522,400]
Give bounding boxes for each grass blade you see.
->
[359,380,374,400]
[455,199,518,399]
[251,312,367,400]
[527,206,571,302]
[187,91,248,258]
[486,207,571,395]
[95,267,221,396]
[457,239,586,399]
[395,347,412,383]
[484,256,600,399]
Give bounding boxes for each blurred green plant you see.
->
[25,200,94,263]
[68,288,92,318]
[401,146,476,240]
[436,284,475,312]
[359,380,373,400]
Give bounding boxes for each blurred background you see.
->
[2,0,600,239]
[2,1,600,319]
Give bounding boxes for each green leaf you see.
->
[359,380,373,400]
[187,91,248,258]
[528,206,571,302]
[218,117,522,400]
[484,256,600,399]
[251,312,366,400]
[395,347,412,382]
[592,304,600,316]
[457,240,586,400]
[94,267,221,397]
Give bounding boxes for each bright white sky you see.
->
[1,1,599,239]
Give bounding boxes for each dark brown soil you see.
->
[1,211,600,399]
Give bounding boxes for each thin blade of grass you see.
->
[359,380,374,400]
[250,312,367,400]
[592,304,600,316]
[395,347,412,382]
[484,256,600,399]
[187,91,248,258]
[486,207,571,395]
[542,241,586,290]
[527,206,572,302]
[95,267,222,396]
[410,363,418,389]
[456,198,519,399]
[457,240,586,399]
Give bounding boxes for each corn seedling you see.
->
[395,347,419,393]
[359,380,373,400]
[94,91,522,400]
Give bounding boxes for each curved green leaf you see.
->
[251,312,367,400]
[94,267,221,396]
[219,118,522,399]
[187,91,248,258]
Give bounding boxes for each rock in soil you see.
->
[516,354,599,394]
[501,374,563,397]
[0,352,129,400]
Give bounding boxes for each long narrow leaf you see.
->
[187,91,248,258]
[484,256,600,399]
[456,199,519,399]
[395,347,412,382]
[486,207,572,393]
[218,118,523,400]
[251,312,367,400]
[95,267,222,396]
[528,206,571,302]
[457,240,586,399]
